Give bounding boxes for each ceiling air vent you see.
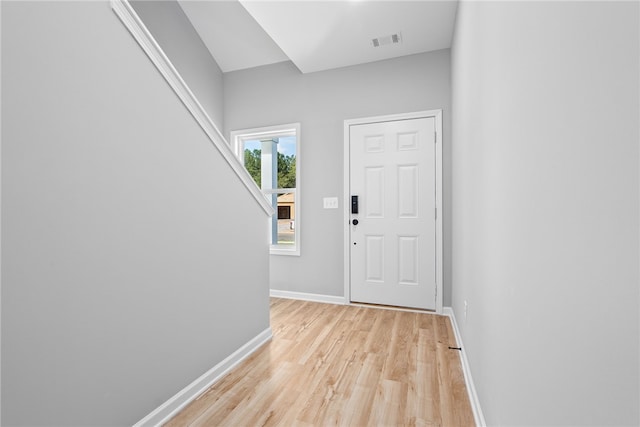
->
[372,32,402,48]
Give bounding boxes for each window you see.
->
[278,206,291,220]
[231,124,300,256]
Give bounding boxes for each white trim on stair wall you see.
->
[133,328,273,426]
[443,307,486,427]
[110,0,274,216]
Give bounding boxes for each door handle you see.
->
[352,219,359,226]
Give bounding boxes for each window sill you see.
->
[270,247,300,257]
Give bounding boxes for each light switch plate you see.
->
[323,197,339,209]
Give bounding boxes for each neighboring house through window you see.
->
[231,124,300,256]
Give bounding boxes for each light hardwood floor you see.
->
[166,298,475,426]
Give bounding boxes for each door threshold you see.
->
[349,301,437,314]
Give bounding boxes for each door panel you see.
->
[349,117,436,310]
[365,235,385,281]
[398,236,419,284]
[398,165,418,217]
[365,167,385,217]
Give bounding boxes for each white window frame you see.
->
[231,123,301,256]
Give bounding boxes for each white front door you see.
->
[349,116,437,310]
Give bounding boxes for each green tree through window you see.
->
[244,148,261,186]
[277,152,296,189]
[244,148,296,189]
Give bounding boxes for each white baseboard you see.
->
[133,327,272,427]
[442,307,486,427]
[270,289,346,305]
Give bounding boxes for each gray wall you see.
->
[451,1,639,425]
[130,0,224,131]
[224,51,452,305]
[1,1,270,425]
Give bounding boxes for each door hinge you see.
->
[435,207,437,220]
[434,131,437,144]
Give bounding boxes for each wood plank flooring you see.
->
[166,298,475,426]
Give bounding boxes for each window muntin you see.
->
[231,124,300,256]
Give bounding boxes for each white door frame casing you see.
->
[343,110,443,314]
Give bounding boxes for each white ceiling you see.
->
[179,0,458,74]
[178,0,289,72]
